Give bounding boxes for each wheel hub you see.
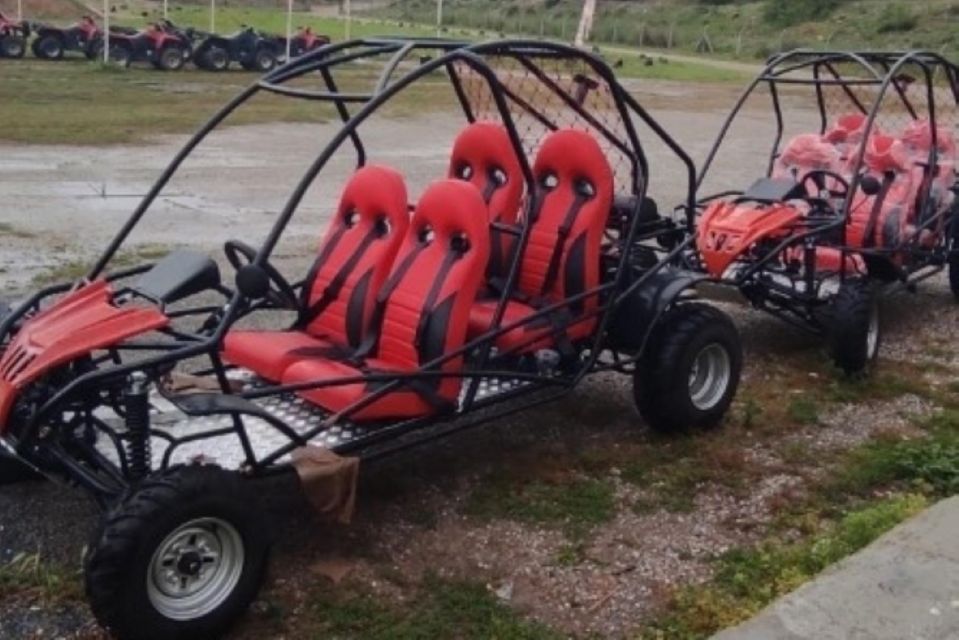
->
[147,517,244,620]
[688,343,732,411]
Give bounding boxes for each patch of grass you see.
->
[598,50,750,83]
[640,493,926,639]
[303,576,559,639]
[786,396,819,425]
[0,552,83,604]
[0,222,36,239]
[468,475,616,539]
[622,439,755,513]
[31,243,174,286]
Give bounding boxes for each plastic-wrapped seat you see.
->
[223,165,409,380]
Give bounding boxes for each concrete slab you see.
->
[713,496,959,640]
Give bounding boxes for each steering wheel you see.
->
[223,239,298,309]
[799,170,850,214]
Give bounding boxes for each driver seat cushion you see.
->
[467,129,613,354]
[223,165,409,380]
[448,121,524,280]
[283,179,490,420]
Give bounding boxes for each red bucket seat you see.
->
[846,134,915,249]
[448,121,524,279]
[282,179,490,420]
[467,129,613,354]
[223,165,409,380]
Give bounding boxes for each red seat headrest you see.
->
[532,129,614,202]
[901,119,956,154]
[448,121,524,224]
[408,180,490,253]
[864,134,910,173]
[324,164,409,245]
[779,133,841,170]
[824,113,869,143]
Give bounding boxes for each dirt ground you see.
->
[0,77,952,638]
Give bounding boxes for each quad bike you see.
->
[0,38,741,640]
[192,25,284,72]
[105,19,192,70]
[286,25,329,58]
[0,11,28,58]
[30,15,101,60]
[688,50,959,375]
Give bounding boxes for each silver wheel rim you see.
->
[147,517,244,621]
[688,343,732,411]
[866,303,880,359]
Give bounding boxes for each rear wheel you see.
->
[633,302,742,432]
[827,279,880,376]
[202,44,229,71]
[252,47,275,72]
[157,44,186,71]
[85,465,270,640]
[109,43,132,67]
[1,34,26,58]
[33,34,64,59]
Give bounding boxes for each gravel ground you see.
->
[0,77,956,638]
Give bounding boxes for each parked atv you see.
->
[30,15,101,60]
[0,11,28,58]
[193,26,284,72]
[287,25,329,58]
[106,19,192,70]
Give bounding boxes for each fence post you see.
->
[667,21,675,49]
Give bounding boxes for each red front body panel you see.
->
[697,200,804,277]
[0,281,168,431]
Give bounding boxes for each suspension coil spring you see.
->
[124,371,152,480]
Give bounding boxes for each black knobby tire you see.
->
[827,279,880,376]
[203,44,229,71]
[633,302,742,433]
[253,48,275,72]
[157,44,186,71]
[84,465,270,640]
[948,205,959,300]
[34,34,64,60]
[1,34,26,58]
[110,43,132,67]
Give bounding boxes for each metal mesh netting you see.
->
[451,53,640,193]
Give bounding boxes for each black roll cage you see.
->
[0,38,699,495]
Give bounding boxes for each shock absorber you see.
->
[124,371,152,481]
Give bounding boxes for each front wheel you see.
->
[827,279,880,376]
[633,302,742,433]
[202,44,229,71]
[252,47,276,72]
[1,34,26,58]
[84,465,270,640]
[33,34,64,59]
[157,44,186,71]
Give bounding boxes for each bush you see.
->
[763,0,846,27]
[877,4,918,33]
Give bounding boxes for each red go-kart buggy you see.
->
[689,51,959,374]
[0,10,28,58]
[0,39,741,639]
[30,15,101,60]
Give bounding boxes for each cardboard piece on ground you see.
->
[291,445,360,524]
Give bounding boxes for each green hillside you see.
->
[365,0,959,59]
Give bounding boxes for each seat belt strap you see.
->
[353,241,428,361]
[415,248,463,351]
[299,223,348,310]
[540,193,589,297]
[297,225,379,329]
[862,171,895,249]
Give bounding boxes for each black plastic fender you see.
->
[607,267,708,355]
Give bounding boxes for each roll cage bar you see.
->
[0,38,699,495]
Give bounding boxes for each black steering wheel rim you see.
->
[224,239,298,309]
[799,169,850,214]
